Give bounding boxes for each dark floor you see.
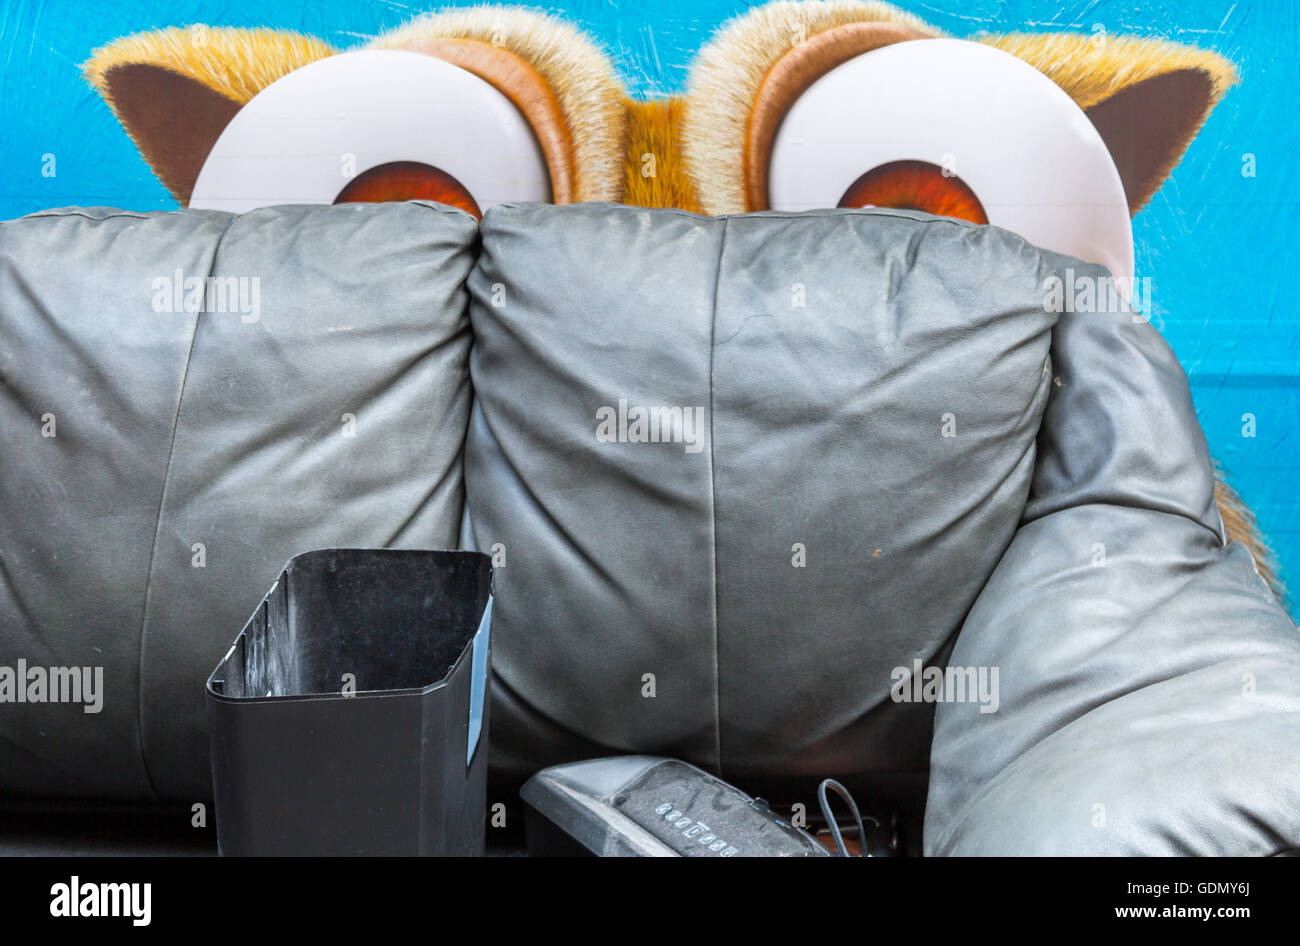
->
[0,806,217,856]
[0,804,532,856]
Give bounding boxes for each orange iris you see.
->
[837,160,988,224]
[334,161,482,219]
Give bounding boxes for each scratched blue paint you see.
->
[2,0,1296,610]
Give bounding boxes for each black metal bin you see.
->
[206,548,493,856]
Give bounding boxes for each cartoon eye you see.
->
[333,161,482,216]
[762,39,1134,284]
[189,49,551,218]
[836,159,987,224]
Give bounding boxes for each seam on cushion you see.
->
[134,213,239,802]
[409,199,482,227]
[490,201,993,231]
[24,209,155,221]
[707,217,728,775]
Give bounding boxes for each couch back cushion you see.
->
[0,202,476,801]
[466,203,1060,801]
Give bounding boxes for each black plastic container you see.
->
[206,548,493,856]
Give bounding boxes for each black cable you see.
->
[817,778,867,857]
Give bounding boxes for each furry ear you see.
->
[83,26,335,204]
[982,33,1237,215]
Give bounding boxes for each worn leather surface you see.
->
[924,254,1300,855]
[8,199,1296,857]
[0,202,476,802]
[465,202,1061,801]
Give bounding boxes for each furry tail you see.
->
[1215,469,1286,606]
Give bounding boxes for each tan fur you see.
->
[622,98,701,213]
[370,7,625,203]
[981,32,1237,113]
[83,25,335,106]
[681,1,938,216]
[1215,473,1285,603]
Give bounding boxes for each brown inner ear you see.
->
[102,64,243,206]
[1085,70,1214,215]
[384,38,576,204]
[745,23,931,211]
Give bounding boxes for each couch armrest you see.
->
[924,270,1300,855]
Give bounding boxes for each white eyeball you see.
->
[190,49,550,216]
[768,38,1134,285]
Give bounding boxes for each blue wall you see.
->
[2,0,1296,610]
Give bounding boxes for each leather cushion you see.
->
[0,202,476,802]
[465,202,1062,797]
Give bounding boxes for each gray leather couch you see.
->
[1,201,1296,855]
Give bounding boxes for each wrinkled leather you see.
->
[5,200,1297,857]
[924,254,1300,855]
[465,203,1061,801]
[0,203,476,801]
